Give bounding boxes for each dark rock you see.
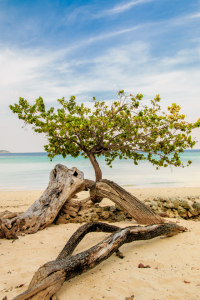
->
[192,202,200,212]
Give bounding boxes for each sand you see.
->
[1,187,200,300]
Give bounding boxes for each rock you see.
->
[171,199,179,209]
[125,295,134,300]
[109,206,117,212]
[166,209,176,218]
[56,215,68,225]
[101,211,110,220]
[151,205,158,212]
[163,201,174,209]
[115,213,126,222]
[78,216,86,223]
[89,213,99,222]
[171,197,178,201]
[65,214,71,220]
[158,212,167,217]
[95,207,103,213]
[158,197,168,202]
[70,217,79,223]
[189,207,199,216]
[62,204,79,213]
[144,199,151,203]
[146,201,158,211]
[180,200,192,210]
[115,204,124,211]
[187,211,193,218]
[108,212,116,221]
[178,206,187,218]
[138,263,151,268]
[172,209,179,217]
[192,203,200,213]
[62,208,77,218]
[188,196,196,201]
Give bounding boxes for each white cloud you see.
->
[93,0,155,18]
[186,12,200,20]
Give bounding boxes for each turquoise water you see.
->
[0,150,199,190]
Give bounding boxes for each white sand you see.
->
[1,188,200,300]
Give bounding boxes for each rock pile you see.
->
[55,201,132,225]
[142,196,200,220]
[55,195,200,224]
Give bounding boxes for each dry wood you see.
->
[89,179,164,225]
[0,164,85,238]
[13,222,185,300]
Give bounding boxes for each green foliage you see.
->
[10,92,200,170]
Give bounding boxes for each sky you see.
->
[0,0,200,152]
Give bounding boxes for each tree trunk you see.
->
[13,222,186,300]
[96,179,164,224]
[85,151,103,203]
[0,164,85,238]
[86,151,102,181]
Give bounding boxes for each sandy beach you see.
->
[1,187,200,300]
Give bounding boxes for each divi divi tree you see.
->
[10,91,200,181]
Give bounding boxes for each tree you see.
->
[9,91,200,182]
[6,93,199,299]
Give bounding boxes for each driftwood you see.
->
[0,164,85,239]
[89,179,164,224]
[0,164,165,239]
[13,222,186,300]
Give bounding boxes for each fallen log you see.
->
[86,179,164,225]
[0,164,85,238]
[13,222,186,300]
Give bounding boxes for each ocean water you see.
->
[0,150,199,190]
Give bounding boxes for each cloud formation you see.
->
[0,0,200,151]
[93,0,155,18]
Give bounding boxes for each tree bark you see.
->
[86,151,102,181]
[85,151,104,202]
[0,164,85,238]
[13,222,186,300]
[86,179,164,225]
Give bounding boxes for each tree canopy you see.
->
[10,91,200,181]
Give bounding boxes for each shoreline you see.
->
[1,183,200,192]
[1,187,200,213]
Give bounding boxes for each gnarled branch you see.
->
[13,222,186,300]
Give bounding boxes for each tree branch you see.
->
[13,222,186,300]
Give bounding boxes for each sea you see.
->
[0,150,199,190]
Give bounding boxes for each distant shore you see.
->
[0,150,10,153]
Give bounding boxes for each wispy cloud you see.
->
[57,10,200,58]
[93,0,155,18]
[83,25,142,44]
[186,12,200,19]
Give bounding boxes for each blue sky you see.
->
[0,0,200,151]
